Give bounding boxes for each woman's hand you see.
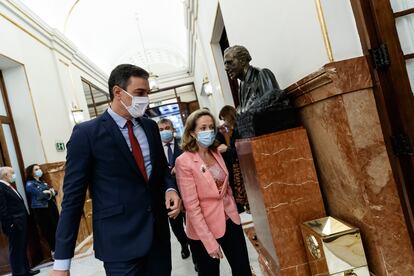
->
[209,246,224,259]
[217,144,228,153]
[42,189,53,199]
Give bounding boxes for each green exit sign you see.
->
[55,142,66,152]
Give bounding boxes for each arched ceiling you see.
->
[20,0,189,77]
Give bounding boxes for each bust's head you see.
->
[224,45,251,80]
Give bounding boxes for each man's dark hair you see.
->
[224,45,252,63]
[158,118,174,129]
[108,64,149,100]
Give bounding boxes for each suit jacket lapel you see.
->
[101,112,142,178]
[0,181,23,201]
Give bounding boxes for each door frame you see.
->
[350,0,414,245]
[0,71,48,273]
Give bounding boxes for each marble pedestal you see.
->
[286,56,414,275]
[236,127,326,276]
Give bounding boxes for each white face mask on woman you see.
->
[196,130,216,148]
[120,89,149,118]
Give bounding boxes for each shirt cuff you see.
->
[53,259,71,271]
[166,188,177,193]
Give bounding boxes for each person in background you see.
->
[215,105,249,213]
[175,109,251,276]
[25,164,59,256]
[0,166,40,276]
[157,118,190,259]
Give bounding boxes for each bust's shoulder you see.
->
[257,67,275,77]
[248,66,274,79]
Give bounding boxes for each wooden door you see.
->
[351,0,414,244]
[0,71,50,274]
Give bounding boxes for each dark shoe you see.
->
[28,269,40,275]
[181,245,190,259]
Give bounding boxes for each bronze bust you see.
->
[224,45,280,113]
[223,45,298,138]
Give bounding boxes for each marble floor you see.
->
[19,213,262,276]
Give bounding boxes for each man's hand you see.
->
[49,270,70,276]
[165,190,181,219]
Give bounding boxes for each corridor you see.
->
[1,0,414,275]
[27,214,262,276]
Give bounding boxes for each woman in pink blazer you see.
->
[175,109,251,276]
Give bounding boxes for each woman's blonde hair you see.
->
[181,109,219,152]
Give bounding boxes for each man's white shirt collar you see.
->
[163,138,175,147]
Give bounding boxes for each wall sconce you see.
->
[149,72,159,91]
[71,104,84,124]
[201,76,213,96]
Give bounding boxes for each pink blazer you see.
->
[175,150,241,254]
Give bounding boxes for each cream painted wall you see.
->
[219,0,328,88]
[321,0,363,61]
[2,66,47,166]
[0,14,71,162]
[0,1,108,164]
[193,38,221,117]
[191,0,363,111]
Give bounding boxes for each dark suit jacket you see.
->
[54,111,177,262]
[171,138,183,167]
[0,181,27,235]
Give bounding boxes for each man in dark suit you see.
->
[50,64,181,276]
[157,119,189,258]
[0,166,40,276]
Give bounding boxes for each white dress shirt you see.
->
[163,138,175,164]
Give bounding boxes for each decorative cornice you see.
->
[286,56,373,108]
[2,0,108,84]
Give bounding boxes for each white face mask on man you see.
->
[120,89,149,118]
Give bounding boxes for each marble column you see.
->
[286,56,414,275]
[236,127,326,275]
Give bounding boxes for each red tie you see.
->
[10,183,17,190]
[126,120,148,181]
[9,183,21,198]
